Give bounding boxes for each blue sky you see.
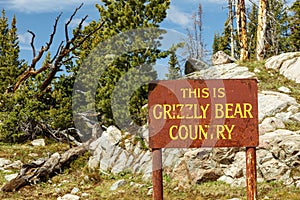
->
[0,0,230,62]
[5,0,292,77]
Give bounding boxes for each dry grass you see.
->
[0,142,299,199]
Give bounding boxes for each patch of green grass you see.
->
[284,121,299,131]
[240,60,300,103]
[133,136,149,151]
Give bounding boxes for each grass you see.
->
[0,142,299,199]
[0,60,300,199]
[240,60,300,131]
[239,60,300,103]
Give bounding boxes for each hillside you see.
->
[1,53,300,199]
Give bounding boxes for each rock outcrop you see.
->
[88,59,300,188]
[265,52,300,83]
[211,51,236,65]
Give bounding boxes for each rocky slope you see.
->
[88,53,300,188]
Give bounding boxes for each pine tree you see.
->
[0,10,24,94]
[212,20,231,56]
[165,51,181,80]
[72,0,170,129]
[289,0,300,51]
[212,33,221,55]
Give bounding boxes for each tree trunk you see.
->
[228,0,235,58]
[236,0,248,61]
[256,0,267,61]
[1,144,88,192]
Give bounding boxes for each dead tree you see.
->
[256,0,267,60]
[236,0,248,61]
[185,3,205,60]
[1,144,88,192]
[13,3,104,92]
[228,0,235,58]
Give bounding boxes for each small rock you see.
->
[254,68,261,73]
[5,160,22,169]
[28,153,39,157]
[0,158,12,167]
[259,117,285,134]
[4,173,18,181]
[31,139,45,146]
[291,113,300,122]
[296,180,300,188]
[57,194,80,200]
[130,182,145,188]
[287,105,299,113]
[62,180,69,184]
[110,179,126,191]
[147,188,153,196]
[81,193,89,197]
[211,51,236,65]
[54,188,61,194]
[71,187,80,194]
[275,112,293,123]
[278,86,291,93]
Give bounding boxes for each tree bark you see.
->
[228,0,235,58]
[1,144,88,192]
[256,0,267,61]
[236,0,248,61]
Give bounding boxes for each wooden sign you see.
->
[149,79,258,200]
[148,79,258,148]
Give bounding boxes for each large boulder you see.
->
[184,58,208,75]
[265,52,300,83]
[258,91,299,122]
[211,51,236,65]
[186,63,255,79]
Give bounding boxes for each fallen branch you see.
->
[1,144,88,192]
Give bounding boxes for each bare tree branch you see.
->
[27,30,36,58]
[12,4,104,92]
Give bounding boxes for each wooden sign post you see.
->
[148,79,258,200]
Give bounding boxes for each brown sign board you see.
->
[148,79,258,148]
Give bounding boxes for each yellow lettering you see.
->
[215,104,224,118]
[163,104,172,119]
[202,88,209,98]
[216,125,226,139]
[244,103,253,118]
[218,88,225,98]
[233,103,243,118]
[169,125,178,140]
[200,104,209,119]
[185,104,194,119]
[176,104,184,119]
[225,125,235,139]
[199,125,208,139]
[225,103,234,118]
[181,88,189,98]
[153,104,162,119]
[189,125,198,140]
[178,125,189,140]
[188,88,197,98]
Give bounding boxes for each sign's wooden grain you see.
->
[148,79,258,148]
[149,79,258,200]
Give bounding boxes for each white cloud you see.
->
[18,32,32,50]
[18,32,31,45]
[65,17,89,28]
[205,0,226,3]
[1,0,99,13]
[166,6,191,27]
[183,0,225,4]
